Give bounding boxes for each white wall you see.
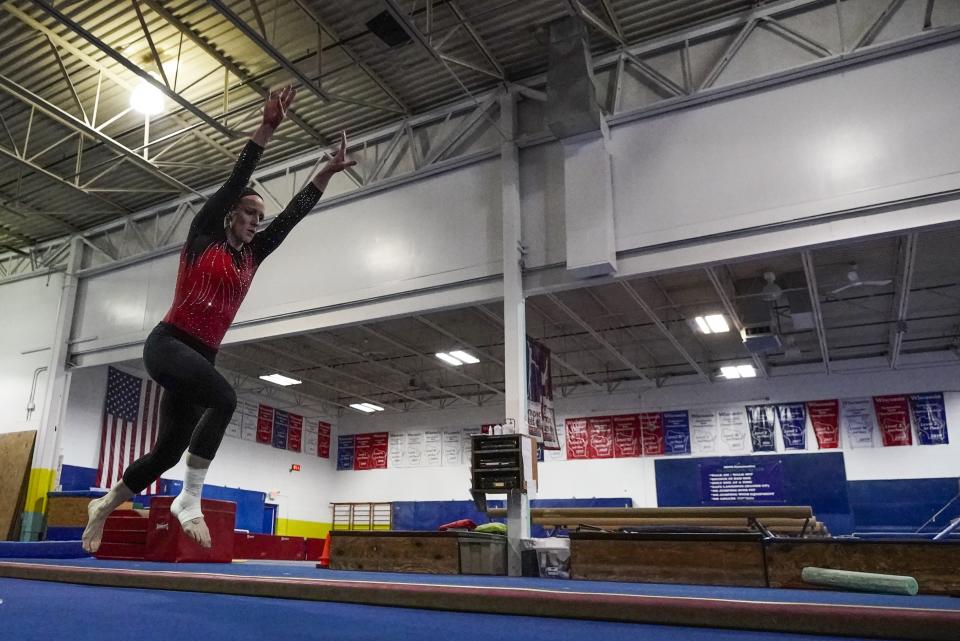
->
[60,364,339,525]
[0,273,64,434]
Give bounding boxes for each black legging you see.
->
[122,323,237,493]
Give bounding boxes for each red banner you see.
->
[371,432,389,469]
[354,433,373,470]
[587,416,614,458]
[287,413,303,452]
[317,421,331,458]
[806,400,840,449]
[640,412,664,456]
[873,395,913,446]
[565,418,589,459]
[613,414,641,457]
[256,404,274,444]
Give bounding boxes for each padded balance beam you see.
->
[802,567,920,596]
[488,506,815,519]
[531,517,817,528]
[0,561,956,641]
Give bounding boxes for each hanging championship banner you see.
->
[272,409,289,450]
[745,405,776,452]
[640,412,664,455]
[775,403,807,450]
[287,413,303,452]
[336,434,355,470]
[613,414,641,457]
[256,404,274,444]
[527,337,560,449]
[690,411,719,455]
[663,410,691,455]
[873,395,913,446]
[565,418,589,459]
[842,398,876,448]
[317,421,331,458]
[353,433,373,470]
[587,416,614,458]
[442,429,463,465]
[371,432,389,469]
[717,408,750,453]
[424,430,443,466]
[388,432,405,468]
[806,400,840,449]
[910,392,949,445]
[240,401,258,441]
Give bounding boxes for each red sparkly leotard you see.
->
[162,140,322,350]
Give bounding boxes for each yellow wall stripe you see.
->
[275,518,332,539]
[24,467,56,515]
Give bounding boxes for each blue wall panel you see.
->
[848,478,960,532]
[655,452,853,534]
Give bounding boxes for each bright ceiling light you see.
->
[720,366,741,379]
[448,350,479,364]
[350,403,376,413]
[259,373,301,386]
[736,364,757,378]
[695,314,730,334]
[358,402,384,412]
[695,317,711,334]
[436,352,463,366]
[705,314,730,333]
[130,78,164,115]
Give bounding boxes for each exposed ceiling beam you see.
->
[446,1,505,79]
[268,338,437,410]
[31,0,235,138]
[801,250,831,373]
[303,333,477,407]
[620,281,711,383]
[0,74,197,196]
[474,305,603,392]
[291,0,411,114]
[415,315,504,366]
[360,325,504,397]
[704,266,768,378]
[545,292,653,384]
[889,233,918,369]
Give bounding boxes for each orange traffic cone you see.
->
[316,532,331,569]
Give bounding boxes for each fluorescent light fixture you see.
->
[695,314,730,334]
[705,314,730,333]
[448,350,479,364]
[435,352,463,366]
[695,317,711,334]
[130,79,165,115]
[736,364,757,378]
[259,373,301,386]
[720,366,741,379]
[350,402,384,413]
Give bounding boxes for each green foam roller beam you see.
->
[801,566,919,596]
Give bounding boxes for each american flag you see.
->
[95,367,163,493]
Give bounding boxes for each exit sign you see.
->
[290,464,301,472]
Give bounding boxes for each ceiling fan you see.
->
[829,263,892,295]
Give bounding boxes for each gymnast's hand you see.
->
[322,132,358,175]
[262,85,296,130]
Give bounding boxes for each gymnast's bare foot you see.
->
[171,491,212,548]
[180,515,212,548]
[82,482,134,553]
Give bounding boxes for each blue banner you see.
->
[662,410,691,455]
[272,409,288,450]
[700,460,786,505]
[336,434,355,470]
[776,403,807,450]
[746,405,776,452]
[909,392,949,445]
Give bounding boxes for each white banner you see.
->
[717,407,750,454]
[842,398,877,448]
[388,432,406,468]
[442,429,463,465]
[690,410,719,455]
[424,429,443,467]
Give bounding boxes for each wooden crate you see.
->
[330,531,462,574]
[766,539,960,596]
[570,532,768,586]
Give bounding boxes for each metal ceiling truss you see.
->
[704,266,768,377]
[888,232,919,368]
[801,250,831,373]
[545,292,653,386]
[359,325,504,403]
[472,304,603,395]
[2,0,952,268]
